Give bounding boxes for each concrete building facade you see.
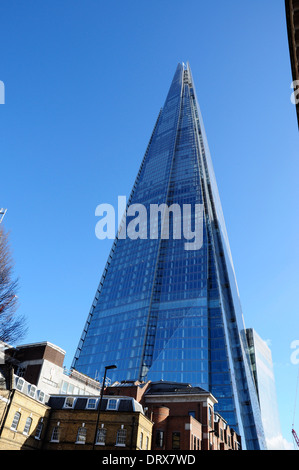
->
[3,341,101,396]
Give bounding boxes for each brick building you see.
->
[0,342,241,451]
[106,380,241,451]
[42,394,153,450]
[0,374,50,450]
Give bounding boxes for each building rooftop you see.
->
[48,394,145,414]
[145,381,213,396]
[14,341,66,355]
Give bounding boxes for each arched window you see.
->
[96,424,107,445]
[76,425,87,444]
[11,411,21,431]
[116,425,127,446]
[50,425,60,442]
[23,417,32,435]
[35,419,44,440]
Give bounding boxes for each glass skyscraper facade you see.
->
[246,329,283,450]
[72,63,266,450]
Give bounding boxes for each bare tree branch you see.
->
[0,226,27,344]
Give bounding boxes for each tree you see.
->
[0,225,27,344]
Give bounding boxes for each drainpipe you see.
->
[130,416,136,450]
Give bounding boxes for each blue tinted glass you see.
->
[72,63,266,450]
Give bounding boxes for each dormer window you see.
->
[37,391,45,403]
[28,385,37,398]
[16,377,25,392]
[87,398,97,409]
[64,397,75,408]
[107,398,118,410]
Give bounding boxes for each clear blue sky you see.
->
[0,0,298,449]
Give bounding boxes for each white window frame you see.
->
[75,425,87,444]
[23,417,32,435]
[139,431,144,449]
[37,391,45,403]
[96,425,107,446]
[10,411,21,431]
[16,377,25,392]
[28,385,37,399]
[50,425,60,443]
[64,396,75,409]
[115,425,127,447]
[107,398,118,410]
[87,398,97,409]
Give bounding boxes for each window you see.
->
[96,425,107,445]
[11,412,21,431]
[51,425,60,442]
[23,417,32,435]
[16,378,25,392]
[87,398,97,409]
[156,430,164,448]
[61,381,68,393]
[76,426,87,444]
[208,407,213,428]
[145,436,149,450]
[64,397,75,408]
[35,420,43,440]
[28,385,37,398]
[116,425,127,446]
[172,432,180,450]
[139,432,143,449]
[189,411,196,418]
[107,399,118,410]
[37,391,45,403]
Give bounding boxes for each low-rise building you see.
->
[3,341,101,396]
[0,342,241,451]
[0,374,50,450]
[106,380,241,451]
[42,394,153,450]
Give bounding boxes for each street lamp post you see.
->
[92,364,117,450]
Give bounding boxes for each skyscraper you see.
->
[246,329,283,450]
[72,63,266,450]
